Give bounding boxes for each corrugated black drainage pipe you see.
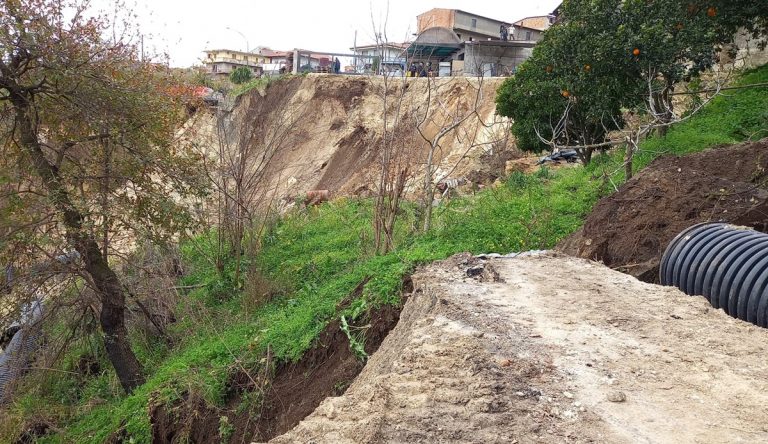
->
[660,223,768,327]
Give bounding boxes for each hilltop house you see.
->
[349,42,408,73]
[408,8,545,76]
[203,49,266,78]
[513,15,556,32]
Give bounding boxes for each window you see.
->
[471,18,477,28]
[212,64,218,73]
[526,31,532,40]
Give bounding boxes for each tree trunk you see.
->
[576,147,593,164]
[422,144,436,232]
[83,239,146,392]
[12,95,145,393]
[654,77,675,138]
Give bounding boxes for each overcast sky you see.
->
[91,0,561,67]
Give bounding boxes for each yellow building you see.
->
[203,49,266,78]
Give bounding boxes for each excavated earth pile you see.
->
[262,253,768,444]
[558,139,768,282]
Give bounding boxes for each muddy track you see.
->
[266,253,768,443]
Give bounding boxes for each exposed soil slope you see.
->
[182,75,514,212]
[558,139,768,282]
[263,253,768,443]
[150,302,402,444]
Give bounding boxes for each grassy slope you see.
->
[5,64,767,443]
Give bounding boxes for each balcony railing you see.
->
[204,57,264,67]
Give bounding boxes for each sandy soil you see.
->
[263,253,768,444]
[182,75,515,214]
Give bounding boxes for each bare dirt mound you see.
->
[558,139,768,282]
[266,254,768,443]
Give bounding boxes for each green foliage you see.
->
[218,415,234,442]
[230,66,254,84]
[340,315,367,361]
[496,0,768,158]
[496,2,639,154]
[232,75,277,97]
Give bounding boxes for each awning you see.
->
[407,44,461,58]
[406,27,462,59]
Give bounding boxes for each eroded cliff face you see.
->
[181,74,514,213]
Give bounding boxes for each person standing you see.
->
[334,57,341,74]
[500,24,509,41]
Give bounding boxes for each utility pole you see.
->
[226,26,249,52]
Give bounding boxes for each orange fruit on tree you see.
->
[561,90,570,98]
[633,48,641,56]
[707,7,717,17]
[584,64,591,71]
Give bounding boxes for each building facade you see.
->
[350,43,408,72]
[513,15,556,31]
[409,8,547,76]
[203,49,266,78]
[417,8,511,42]
[510,25,545,42]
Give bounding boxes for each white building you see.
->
[349,42,408,73]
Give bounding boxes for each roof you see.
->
[513,24,545,33]
[204,48,262,56]
[417,8,512,26]
[350,42,409,51]
[259,49,290,57]
[464,40,537,48]
[512,15,555,30]
[407,27,462,58]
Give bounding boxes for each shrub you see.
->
[230,66,253,84]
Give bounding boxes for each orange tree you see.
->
[0,0,206,392]
[497,0,768,158]
[618,0,758,132]
[496,0,642,163]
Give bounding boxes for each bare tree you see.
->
[369,12,414,254]
[368,10,514,242]
[189,78,311,280]
[535,64,737,181]
[413,71,510,231]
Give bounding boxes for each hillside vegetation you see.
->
[1,64,766,443]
